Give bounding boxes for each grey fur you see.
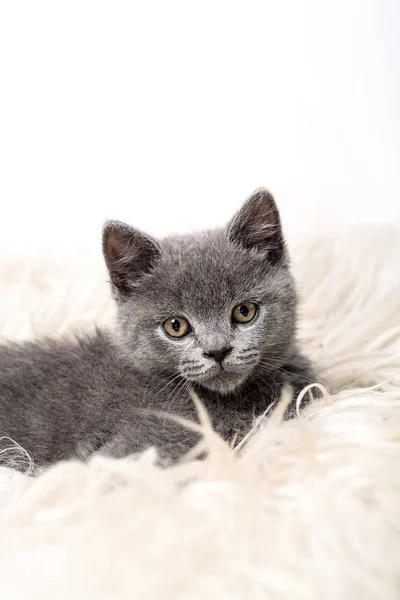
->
[0,189,316,470]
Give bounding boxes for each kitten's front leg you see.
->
[90,418,200,463]
[279,349,319,417]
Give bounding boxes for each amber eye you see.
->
[232,302,258,324]
[163,317,191,338]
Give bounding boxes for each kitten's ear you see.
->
[227,188,285,263]
[102,221,161,294]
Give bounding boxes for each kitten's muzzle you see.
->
[203,346,232,364]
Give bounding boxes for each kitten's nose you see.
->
[203,347,232,363]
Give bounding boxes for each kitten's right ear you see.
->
[102,221,161,294]
[227,188,285,263]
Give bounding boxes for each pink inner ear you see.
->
[106,231,125,260]
[258,199,278,226]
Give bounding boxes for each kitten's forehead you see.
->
[153,230,269,315]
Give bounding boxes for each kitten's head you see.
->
[103,189,297,394]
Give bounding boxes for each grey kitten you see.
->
[0,189,316,470]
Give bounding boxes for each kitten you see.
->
[0,189,316,470]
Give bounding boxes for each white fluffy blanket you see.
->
[0,227,399,599]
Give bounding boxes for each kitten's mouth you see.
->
[184,364,249,394]
[180,352,260,394]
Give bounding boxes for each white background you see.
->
[0,1,399,256]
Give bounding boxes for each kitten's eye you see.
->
[232,302,258,324]
[163,317,191,338]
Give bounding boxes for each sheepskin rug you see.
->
[0,226,399,599]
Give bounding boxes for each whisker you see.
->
[159,376,187,416]
[175,380,193,416]
[138,372,183,426]
[258,360,317,379]
[182,367,207,377]
[143,372,179,400]
[297,339,334,359]
[251,369,281,391]
[259,352,322,374]
[138,373,175,422]
[180,359,201,366]
[236,357,259,366]
[161,378,191,430]
[237,349,258,357]
[184,366,214,379]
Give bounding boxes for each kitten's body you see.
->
[0,190,316,469]
[0,330,313,466]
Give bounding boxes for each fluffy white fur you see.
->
[0,227,399,599]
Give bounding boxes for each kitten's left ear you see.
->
[227,188,285,263]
